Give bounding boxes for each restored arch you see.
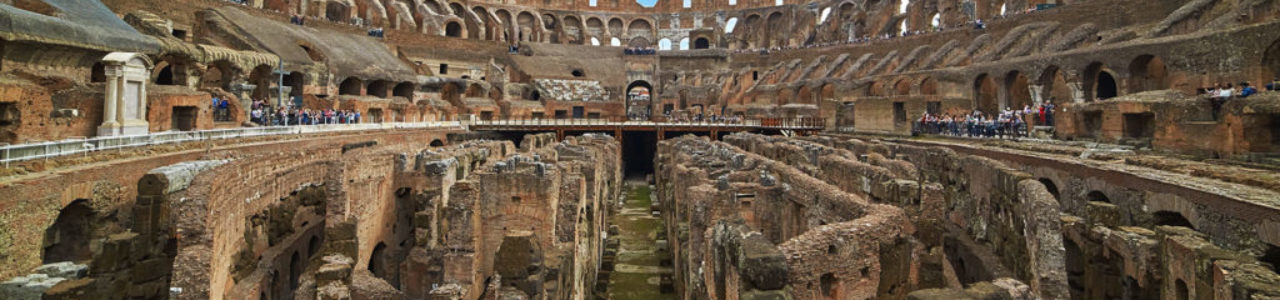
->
[1128,55,1168,93]
[339,77,363,95]
[975,74,998,113]
[1006,70,1032,109]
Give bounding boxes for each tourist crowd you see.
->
[624,47,658,55]
[247,99,363,126]
[914,101,1057,139]
[1200,81,1268,119]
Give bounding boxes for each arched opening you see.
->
[1039,66,1071,104]
[308,235,321,258]
[867,81,885,97]
[325,1,349,22]
[154,63,176,85]
[1096,71,1119,100]
[571,69,585,77]
[1153,211,1194,229]
[820,273,839,298]
[367,80,390,98]
[1176,279,1189,300]
[975,74,999,114]
[393,82,414,99]
[430,139,445,147]
[1260,244,1280,273]
[920,77,937,95]
[693,37,710,49]
[339,77,362,95]
[445,21,463,37]
[1064,238,1085,298]
[43,200,94,263]
[626,80,652,119]
[368,242,389,279]
[1006,71,1032,109]
[658,38,672,50]
[679,37,690,50]
[1128,55,1168,93]
[248,65,275,100]
[289,251,301,290]
[90,63,106,83]
[1085,62,1117,101]
[1086,191,1110,203]
[894,79,912,96]
[1038,178,1060,201]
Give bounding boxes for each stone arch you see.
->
[393,82,414,99]
[325,0,351,22]
[974,74,998,113]
[797,85,813,104]
[367,80,390,98]
[368,242,389,280]
[1038,178,1060,202]
[893,78,912,96]
[1086,190,1110,203]
[766,12,786,48]
[289,251,302,290]
[1084,62,1119,101]
[43,199,95,263]
[153,56,193,86]
[517,11,538,42]
[339,77,363,95]
[628,37,651,48]
[464,83,485,98]
[820,273,840,299]
[607,17,625,37]
[430,139,445,147]
[1039,66,1072,104]
[472,6,496,40]
[387,0,416,30]
[693,37,710,49]
[308,235,322,258]
[920,77,937,95]
[563,15,583,44]
[1005,70,1031,109]
[1128,55,1168,93]
[1154,211,1195,229]
[248,64,276,99]
[627,18,653,41]
[449,2,480,39]
[444,20,464,37]
[496,9,515,41]
[820,83,835,102]
[743,14,763,48]
[867,81,885,97]
[585,17,605,40]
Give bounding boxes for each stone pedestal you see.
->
[97,53,152,137]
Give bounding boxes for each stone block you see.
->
[35,262,88,279]
[41,278,93,300]
[1,274,65,300]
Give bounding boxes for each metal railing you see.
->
[467,117,825,129]
[0,122,463,166]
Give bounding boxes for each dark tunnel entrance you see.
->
[622,131,657,178]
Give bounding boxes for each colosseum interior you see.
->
[2,0,1280,299]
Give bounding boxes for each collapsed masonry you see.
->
[4,132,621,300]
[656,133,1280,299]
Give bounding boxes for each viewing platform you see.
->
[467,117,826,139]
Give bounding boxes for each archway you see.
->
[367,80,390,98]
[1128,55,1167,93]
[1096,71,1119,100]
[894,79,912,96]
[1086,191,1110,203]
[43,200,95,263]
[1006,71,1031,109]
[920,77,937,95]
[339,77,362,95]
[693,37,710,49]
[154,62,176,85]
[1154,211,1194,229]
[393,82,414,99]
[867,81,885,97]
[974,74,998,114]
[248,64,275,100]
[1039,66,1072,104]
[430,139,445,147]
[445,21,463,37]
[368,242,389,281]
[626,80,653,119]
[1038,178,1060,202]
[325,1,349,22]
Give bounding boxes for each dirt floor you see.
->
[605,182,676,300]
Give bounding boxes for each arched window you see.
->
[445,21,463,37]
[679,38,690,50]
[693,37,710,49]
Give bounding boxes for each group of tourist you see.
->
[624,47,657,55]
[247,99,363,126]
[211,96,232,122]
[367,28,386,38]
[914,101,1057,139]
[289,15,306,25]
[661,112,743,124]
[1202,81,1264,119]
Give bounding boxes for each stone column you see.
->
[97,67,121,136]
